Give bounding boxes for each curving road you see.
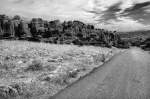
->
[50,48,150,99]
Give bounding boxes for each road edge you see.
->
[49,50,127,99]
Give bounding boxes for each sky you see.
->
[0,0,150,31]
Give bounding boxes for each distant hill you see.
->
[117,30,150,49]
[118,30,150,39]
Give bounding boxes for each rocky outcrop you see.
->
[29,18,47,37]
[0,22,3,37]
[0,14,125,48]
[12,20,21,37]
[0,15,13,37]
[1,20,15,38]
[18,21,31,38]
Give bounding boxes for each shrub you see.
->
[92,53,105,64]
[49,67,79,85]
[66,68,78,78]
[10,83,23,95]
[0,61,16,70]
[25,59,43,71]
[101,54,106,62]
[51,74,69,85]
[0,85,19,98]
[44,64,57,71]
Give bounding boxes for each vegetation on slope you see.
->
[0,40,121,99]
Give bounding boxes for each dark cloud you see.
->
[120,1,150,24]
[87,2,122,23]
[88,1,150,25]
[123,1,150,12]
[99,2,122,22]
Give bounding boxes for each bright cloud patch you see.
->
[0,0,150,31]
[0,0,94,22]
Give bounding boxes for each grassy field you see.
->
[0,40,121,99]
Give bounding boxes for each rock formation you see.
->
[0,14,126,48]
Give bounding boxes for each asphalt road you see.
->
[50,48,150,99]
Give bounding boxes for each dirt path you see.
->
[50,48,150,99]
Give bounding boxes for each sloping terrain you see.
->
[51,48,150,99]
[0,40,121,99]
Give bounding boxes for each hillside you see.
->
[118,30,150,39]
[0,40,121,99]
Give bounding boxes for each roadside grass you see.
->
[0,40,121,99]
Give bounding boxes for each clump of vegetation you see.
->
[66,68,79,78]
[40,65,79,86]
[51,74,69,85]
[140,38,150,51]
[10,83,23,96]
[43,70,78,85]
[25,59,43,71]
[0,84,22,99]
[0,61,16,70]
[92,53,105,64]
[44,64,57,72]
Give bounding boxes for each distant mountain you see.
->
[117,30,150,39]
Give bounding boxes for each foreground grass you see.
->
[0,40,121,99]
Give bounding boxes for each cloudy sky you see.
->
[0,0,150,31]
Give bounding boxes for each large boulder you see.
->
[0,22,3,38]
[0,15,15,38]
[12,20,20,38]
[48,20,63,36]
[18,21,31,38]
[2,20,15,38]
[29,18,47,37]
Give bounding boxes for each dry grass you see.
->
[0,40,121,99]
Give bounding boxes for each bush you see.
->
[66,68,79,78]
[0,85,19,98]
[92,54,105,64]
[72,39,83,46]
[0,61,16,70]
[44,64,57,71]
[47,67,79,85]
[25,59,43,71]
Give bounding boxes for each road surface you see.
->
[50,48,150,99]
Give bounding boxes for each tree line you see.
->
[0,14,129,48]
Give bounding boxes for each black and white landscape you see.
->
[0,0,150,99]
